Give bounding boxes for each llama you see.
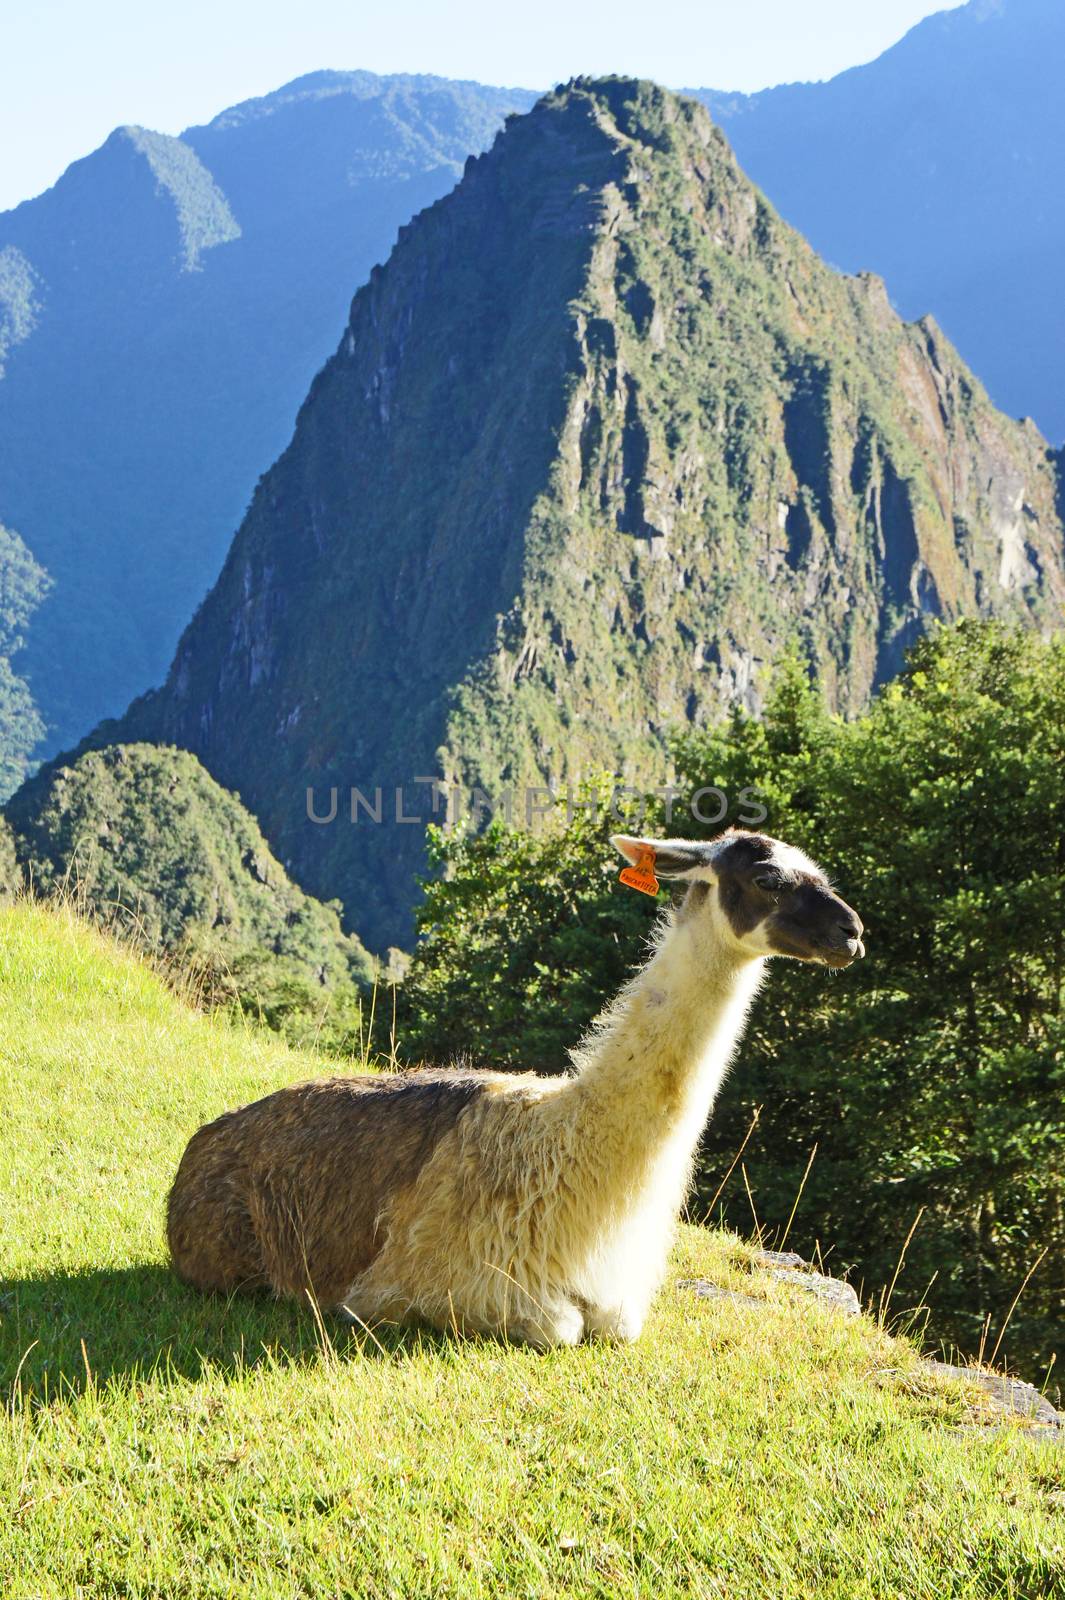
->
[167,829,863,1347]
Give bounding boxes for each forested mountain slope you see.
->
[4,741,375,994]
[0,72,533,775]
[107,78,1065,946]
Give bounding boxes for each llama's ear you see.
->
[611,834,651,867]
[610,836,712,879]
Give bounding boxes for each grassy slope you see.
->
[1,904,1062,1598]
[4,742,376,991]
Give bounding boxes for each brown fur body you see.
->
[167,1070,489,1307]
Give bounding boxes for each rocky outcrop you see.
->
[680,1251,1063,1434]
[680,1249,861,1317]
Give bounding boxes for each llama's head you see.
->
[611,829,864,968]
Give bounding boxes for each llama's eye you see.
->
[753,872,784,893]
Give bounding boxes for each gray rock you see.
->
[678,1253,861,1317]
[753,1250,807,1269]
[680,1254,1060,1436]
[763,1266,861,1316]
[925,1360,1063,1430]
[676,1280,762,1310]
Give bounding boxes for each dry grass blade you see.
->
[779,1143,818,1253]
[702,1105,761,1221]
[988,1248,1048,1369]
[879,1206,925,1328]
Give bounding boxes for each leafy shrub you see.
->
[401,623,1065,1383]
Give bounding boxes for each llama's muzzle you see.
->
[822,903,864,966]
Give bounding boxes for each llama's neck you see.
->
[566,912,764,1198]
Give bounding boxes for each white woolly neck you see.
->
[570,904,766,1129]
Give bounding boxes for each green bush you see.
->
[400,623,1065,1384]
[400,786,652,1074]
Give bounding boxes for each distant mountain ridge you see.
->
[91,77,1065,949]
[695,0,1065,442]
[4,4,1063,793]
[0,72,535,783]
[120,125,242,268]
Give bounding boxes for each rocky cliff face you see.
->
[110,79,1065,946]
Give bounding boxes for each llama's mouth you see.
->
[768,932,865,967]
[820,938,864,968]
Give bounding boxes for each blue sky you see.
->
[1,0,964,212]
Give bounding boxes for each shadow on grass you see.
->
[1,1262,447,1402]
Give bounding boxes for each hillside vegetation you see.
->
[699,0,1065,442]
[3,743,376,1042]
[1,903,1062,1597]
[114,77,1065,947]
[0,522,50,794]
[403,623,1065,1390]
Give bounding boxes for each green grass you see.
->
[1,903,1062,1598]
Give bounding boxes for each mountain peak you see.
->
[107,77,1064,946]
[537,75,718,156]
[117,127,240,270]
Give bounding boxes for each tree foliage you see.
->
[400,787,653,1073]
[0,522,50,797]
[401,623,1065,1382]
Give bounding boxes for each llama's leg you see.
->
[339,1291,587,1348]
[506,1298,586,1349]
[242,1177,313,1300]
[578,1300,646,1342]
[247,1177,350,1308]
[340,1277,586,1348]
[336,1285,407,1336]
[574,1205,675,1342]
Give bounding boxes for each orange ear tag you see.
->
[619,847,660,897]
